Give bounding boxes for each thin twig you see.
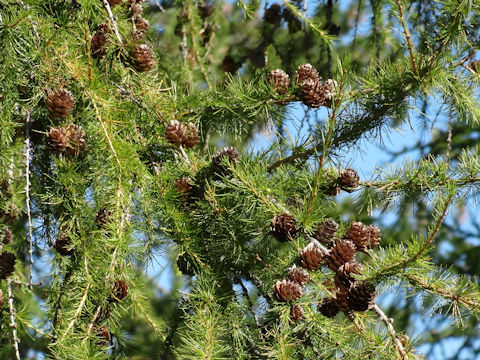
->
[7,278,21,360]
[101,0,124,46]
[395,0,418,75]
[371,304,407,359]
[24,111,34,290]
[178,145,191,164]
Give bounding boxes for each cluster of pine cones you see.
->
[92,0,155,72]
[165,120,200,149]
[270,205,380,321]
[267,64,338,108]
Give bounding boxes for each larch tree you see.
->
[0,0,480,359]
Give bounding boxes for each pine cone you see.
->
[296,63,319,85]
[318,298,339,318]
[321,79,337,107]
[176,253,197,276]
[273,279,302,302]
[129,2,143,16]
[110,279,128,302]
[183,122,199,148]
[212,147,241,174]
[347,281,375,312]
[268,69,290,94]
[346,221,369,251]
[96,207,113,229]
[335,261,364,289]
[270,213,298,242]
[286,265,309,286]
[221,55,240,74]
[289,304,304,322]
[367,225,381,249]
[300,241,325,271]
[54,233,74,256]
[198,2,214,19]
[264,3,282,24]
[45,88,75,119]
[174,178,193,198]
[46,124,86,156]
[335,289,349,312]
[301,78,327,108]
[93,325,111,346]
[2,229,13,244]
[107,0,123,6]
[313,220,338,246]
[283,8,301,33]
[91,23,110,59]
[325,238,356,271]
[165,120,186,146]
[338,168,359,190]
[0,252,16,279]
[131,44,155,72]
[249,48,266,68]
[132,16,149,40]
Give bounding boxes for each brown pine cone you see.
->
[93,325,111,346]
[0,252,16,279]
[54,233,74,256]
[346,221,369,251]
[110,279,128,302]
[321,79,337,107]
[93,305,111,324]
[2,229,13,244]
[301,79,327,108]
[335,261,364,289]
[367,225,381,249]
[131,44,155,72]
[165,120,186,146]
[91,22,110,59]
[289,304,304,322]
[313,220,338,246]
[325,238,356,271]
[221,55,240,74]
[198,2,214,19]
[212,147,241,174]
[270,213,298,243]
[174,178,193,197]
[347,281,376,312]
[268,69,290,94]
[296,63,319,85]
[300,241,325,271]
[264,3,282,24]
[335,289,349,312]
[283,8,301,33]
[107,0,123,6]
[286,265,309,286]
[45,88,75,119]
[249,48,266,68]
[338,168,359,190]
[132,16,149,40]
[46,124,86,156]
[273,279,302,302]
[129,2,143,16]
[183,122,199,148]
[318,298,339,318]
[96,208,113,229]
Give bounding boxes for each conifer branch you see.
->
[371,304,407,359]
[395,0,418,75]
[306,69,347,215]
[235,277,262,338]
[24,110,34,290]
[7,278,21,360]
[101,0,123,46]
[59,284,91,343]
[130,292,167,341]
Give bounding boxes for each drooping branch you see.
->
[7,279,21,360]
[24,110,34,290]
